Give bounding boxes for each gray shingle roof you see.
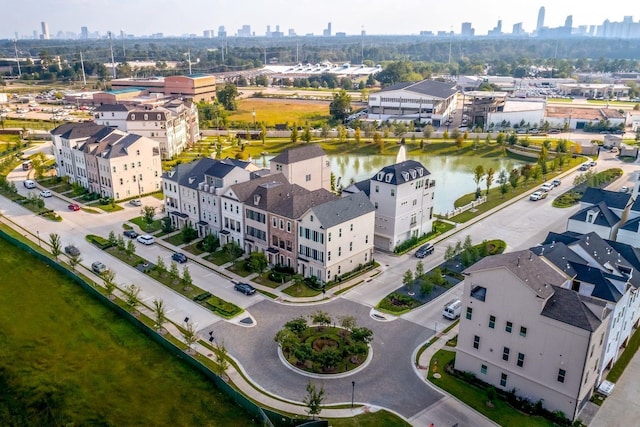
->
[269,144,326,165]
[93,104,132,112]
[228,173,288,202]
[541,285,603,331]
[581,187,632,211]
[51,122,109,139]
[162,158,218,188]
[372,160,430,185]
[379,79,458,99]
[464,250,565,299]
[310,192,374,229]
[570,201,620,227]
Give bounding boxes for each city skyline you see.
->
[2,0,635,39]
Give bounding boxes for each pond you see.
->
[329,153,528,214]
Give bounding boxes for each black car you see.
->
[234,282,257,295]
[123,230,138,239]
[172,252,188,263]
[64,245,80,257]
[415,243,435,258]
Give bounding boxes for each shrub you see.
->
[204,296,241,317]
[193,292,212,302]
[86,234,113,250]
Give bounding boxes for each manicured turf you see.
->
[0,236,257,426]
[227,98,330,127]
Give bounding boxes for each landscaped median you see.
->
[86,232,243,320]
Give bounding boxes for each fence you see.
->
[441,195,487,219]
[0,229,316,427]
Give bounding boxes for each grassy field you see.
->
[0,235,257,426]
[227,98,330,127]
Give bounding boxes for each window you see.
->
[338,247,342,256]
[481,364,487,375]
[517,353,525,367]
[349,242,353,252]
[489,315,496,329]
[500,373,508,387]
[520,326,527,337]
[136,150,140,155]
[339,228,342,237]
[327,251,331,261]
[375,185,379,193]
[350,224,353,231]
[505,321,513,333]
[375,202,378,209]
[305,174,311,182]
[473,335,480,349]
[328,232,331,242]
[557,369,566,383]
[391,189,395,197]
[502,347,510,361]
[471,285,487,301]
[466,307,473,320]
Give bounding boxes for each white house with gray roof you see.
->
[566,187,633,241]
[296,192,375,284]
[269,144,331,192]
[456,250,609,421]
[351,159,436,252]
[51,122,162,201]
[367,79,458,125]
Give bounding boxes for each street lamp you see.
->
[37,230,40,247]
[252,109,256,129]
[351,381,355,408]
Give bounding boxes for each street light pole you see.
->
[351,381,355,408]
[252,109,256,129]
[37,230,40,247]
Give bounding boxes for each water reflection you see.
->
[329,154,527,214]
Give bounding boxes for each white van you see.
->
[442,299,462,320]
[24,180,36,189]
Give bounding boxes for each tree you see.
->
[485,167,495,196]
[49,233,61,260]
[108,230,117,247]
[182,321,197,353]
[260,123,267,145]
[403,269,414,295]
[116,234,126,251]
[155,256,166,276]
[336,124,347,142]
[303,382,325,419]
[182,266,193,291]
[213,341,229,377]
[538,145,549,175]
[291,124,299,143]
[181,223,197,243]
[68,253,81,271]
[329,89,352,122]
[102,269,116,298]
[200,233,219,253]
[339,315,357,332]
[311,310,332,329]
[153,299,167,331]
[415,260,425,280]
[302,124,312,143]
[373,132,383,152]
[124,284,141,313]
[284,316,308,335]
[423,124,434,138]
[246,251,268,273]
[216,83,239,111]
[274,328,299,352]
[142,206,155,229]
[509,168,520,191]
[169,261,180,284]
[472,165,485,199]
[354,127,361,144]
[351,327,374,344]
[224,242,243,265]
[125,239,136,258]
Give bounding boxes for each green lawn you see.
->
[252,270,290,289]
[205,250,238,266]
[282,281,321,297]
[226,261,254,278]
[182,241,208,256]
[607,324,640,382]
[130,216,163,233]
[330,410,411,427]
[0,234,257,426]
[163,232,187,246]
[428,350,555,427]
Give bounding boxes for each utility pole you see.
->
[296,43,299,63]
[448,27,453,65]
[13,40,21,77]
[107,31,116,78]
[80,51,87,87]
[264,48,267,66]
[187,49,192,74]
[361,26,364,62]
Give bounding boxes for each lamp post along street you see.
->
[351,381,355,408]
[252,110,256,129]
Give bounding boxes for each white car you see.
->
[540,183,554,192]
[530,191,548,201]
[136,235,155,245]
[40,190,52,198]
[620,186,629,193]
[130,199,142,207]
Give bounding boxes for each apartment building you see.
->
[456,250,609,421]
[51,122,162,200]
[94,99,200,159]
[536,231,640,384]
[269,144,332,191]
[566,187,633,240]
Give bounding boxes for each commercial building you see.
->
[545,106,626,130]
[109,74,216,102]
[462,91,507,129]
[368,79,458,126]
[456,250,609,421]
[486,98,546,131]
[51,122,162,201]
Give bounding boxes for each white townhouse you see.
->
[296,192,375,284]
[269,144,332,192]
[617,197,640,247]
[566,187,633,241]
[456,250,609,421]
[51,122,162,201]
[367,79,458,126]
[365,160,436,252]
[536,231,640,385]
[93,104,131,129]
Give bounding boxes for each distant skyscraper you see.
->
[41,21,50,40]
[461,22,475,37]
[512,22,524,36]
[536,7,545,31]
[80,26,88,39]
[565,15,573,29]
[323,22,332,37]
[217,26,226,38]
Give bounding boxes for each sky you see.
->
[2,0,635,39]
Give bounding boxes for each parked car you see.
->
[529,191,548,201]
[552,179,561,187]
[130,199,142,207]
[234,282,257,295]
[136,235,155,245]
[91,261,107,274]
[40,190,52,198]
[415,243,435,258]
[64,245,80,256]
[123,230,138,239]
[23,179,36,189]
[620,186,629,193]
[579,164,589,171]
[540,183,554,192]
[68,203,80,211]
[442,299,462,320]
[172,252,188,263]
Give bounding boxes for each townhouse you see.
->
[268,144,332,191]
[456,250,609,421]
[566,187,633,240]
[51,122,162,200]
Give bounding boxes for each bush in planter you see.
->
[273,264,295,275]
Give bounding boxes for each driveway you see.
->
[204,298,441,418]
